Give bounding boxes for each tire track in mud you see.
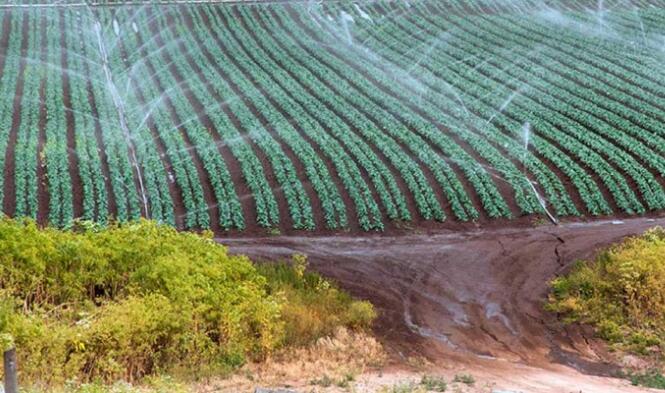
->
[221,216,665,375]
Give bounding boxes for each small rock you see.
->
[254,388,297,393]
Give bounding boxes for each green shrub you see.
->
[547,227,665,354]
[629,370,665,389]
[256,254,376,347]
[0,218,375,388]
[420,374,447,391]
[453,373,475,385]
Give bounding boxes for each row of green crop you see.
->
[102,8,205,228]
[316,0,608,215]
[624,8,665,42]
[115,7,247,231]
[247,5,453,221]
[504,6,665,104]
[223,12,412,225]
[551,13,665,141]
[184,6,356,228]
[102,23,176,228]
[415,3,665,212]
[115,6,282,230]
[318,2,552,217]
[223,5,437,224]
[117,3,498,229]
[398,2,645,214]
[75,10,142,223]
[440,11,665,210]
[190,4,427,229]
[261,5,489,221]
[231,5,447,224]
[88,9,173,226]
[63,9,109,224]
[448,7,664,211]
[142,6,320,231]
[121,6,280,230]
[14,10,41,219]
[196,5,388,230]
[328,0,663,215]
[138,9,246,231]
[167,8,345,230]
[364,2,585,217]
[271,4,524,219]
[236,10,417,223]
[7,2,664,230]
[519,8,665,131]
[43,9,73,226]
[483,12,665,147]
[374,0,665,17]
[325,1,578,217]
[469,14,665,165]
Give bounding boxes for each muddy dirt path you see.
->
[221,216,665,391]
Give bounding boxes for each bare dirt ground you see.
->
[221,215,665,392]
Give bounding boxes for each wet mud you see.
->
[222,216,665,378]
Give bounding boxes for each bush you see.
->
[0,218,375,388]
[256,254,376,347]
[452,373,475,386]
[547,227,665,354]
[420,374,447,391]
[629,369,665,389]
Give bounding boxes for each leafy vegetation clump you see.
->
[0,219,375,388]
[420,374,447,391]
[257,254,376,347]
[547,227,665,355]
[628,369,665,389]
[452,373,475,386]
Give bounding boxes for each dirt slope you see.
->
[221,216,665,391]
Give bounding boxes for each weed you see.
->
[453,373,475,386]
[336,373,355,388]
[379,381,425,393]
[420,374,447,391]
[311,374,333,387]
[267,227,282,236]
[532,217,548,226]
[629,370,665,389]
[406,356,432,370]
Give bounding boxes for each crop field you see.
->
[0,0,664,233]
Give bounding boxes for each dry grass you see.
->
[195,327,387,392]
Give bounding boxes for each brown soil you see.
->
[221,216,665,391]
